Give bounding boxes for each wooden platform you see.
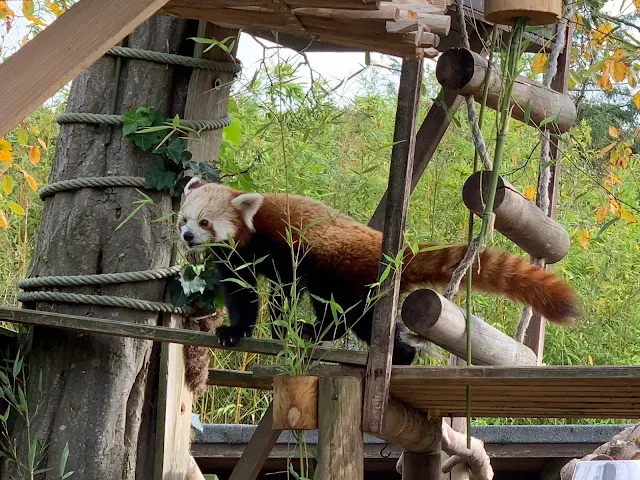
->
[212,365,640,419]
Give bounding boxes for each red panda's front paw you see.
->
[215,325,253,347]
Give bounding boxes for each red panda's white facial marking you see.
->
[177,177,264,249]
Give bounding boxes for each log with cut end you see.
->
[272,375,319,430]
[462,171,571,263]
[436,48,576,134]
[382,397,442,452]
[484,0,562,26]
[401,289,537,366]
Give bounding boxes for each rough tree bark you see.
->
[4,14,197,480]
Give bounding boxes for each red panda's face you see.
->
[177,177,264,250]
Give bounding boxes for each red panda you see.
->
[177,177,578,365]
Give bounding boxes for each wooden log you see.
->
[166,0,381,11]
[318,377,364,480]
[484,0,561,26]
[401,289,537,366]
[462,171,571,263]
[0,0,170,139]
[435,48,576,134]
[363,58,423,436]
[383,397,442,452]
[402,452,442,480]
[228,403,282,480]
[387,14,451,35]
[272,375,319,430]
[294,6,400,20]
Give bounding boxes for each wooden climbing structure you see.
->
[0,0,630,479]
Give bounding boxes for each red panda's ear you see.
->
[184,176,205,197]
[231,193,264,231]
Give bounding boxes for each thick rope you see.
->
[19,266,181,289]
[39,176,146,200]
[515,3,574,343]
[17,291,189,315]
[56,112,232,131]
[107,46,242,73]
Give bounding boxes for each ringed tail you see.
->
[401,243,578,324]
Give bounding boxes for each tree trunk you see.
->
[4,14,196,480]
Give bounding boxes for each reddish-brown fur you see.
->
[230,189,578,324]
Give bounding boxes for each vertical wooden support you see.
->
[402,452,443,480]
[318,377,364,479]
[229,403,282,480]
[363,58,423,434]
[155,21,239,479]
[523,20,574,363]
[369,89,462,231]
[442,356,469,480]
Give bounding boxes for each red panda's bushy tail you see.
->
[400,243,578,324]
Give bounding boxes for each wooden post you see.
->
[401,289,537,366]
[363,57,423,435]
[369,89,463,230]
[5,15,192,479]
[272,375,319,430]
[402,452,443,480]
[435,48,576,134]
[524,19,575,362]
[156,21,239,479]
[318,377,364,480]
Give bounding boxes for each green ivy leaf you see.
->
[158,137,187,164]
[133,132,163,152]
[145,163,176,191]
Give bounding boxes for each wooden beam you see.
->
[435,48,576,134]
[318,377,364,479]
[0,0,170,139]
[369,89,463,230]
[363,57,423,435]
[0,307,368,366]
[228,403,282,480]
[524,20,575,363]
[401,289,537,366]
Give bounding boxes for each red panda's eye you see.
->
[199,219,209,228]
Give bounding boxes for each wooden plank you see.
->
[369,89,463,230]
[318,377,364,479]
[228,403,282,480]
[0,307,368,366]
[363,57,423,435]
[207,368,274,390]
[402,452,442,480]
[524,20,575,363]
[0,0,169,139]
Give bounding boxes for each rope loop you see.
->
[107,46,242,73]
[55,112,232,131]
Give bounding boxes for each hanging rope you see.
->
[56,112,232,131]
[39,176,146,200]
[515,3,575,343]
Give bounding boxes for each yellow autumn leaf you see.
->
[634,91,640,109]
[620,207,638,224]
[523,185,536,200]
[25,14,47,27]
[23,172,37,192]
[575,13,585,30]
[37,138,48,151]
[22,0,34,17]
[609,197,621,217]
[609,126,620,138]
[593,22,613,45]
[0,210,7,229]
[532,53,548,74]
[0,139,12,164]
[629,69,638,89]
[635,0,640,12]
[20,34,30,47]
[16,128,29,146]
[29,145,41,165]
[46,1,62,16]
[595,202,609,221]
[610,146,620,166]
[1,175,14,196]
[599,61,613,91]
[588,355,593,365]
[576,229,591,249]
[598,142,616,158]
[7,202,25,216]
[0,1,15,18]
[612,60,628,83]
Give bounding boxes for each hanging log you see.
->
[484,0,562,26]
[462,171,571,263]
[435,48,576,134]
[401,289,537,366]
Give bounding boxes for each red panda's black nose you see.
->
[183,231,194,242]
